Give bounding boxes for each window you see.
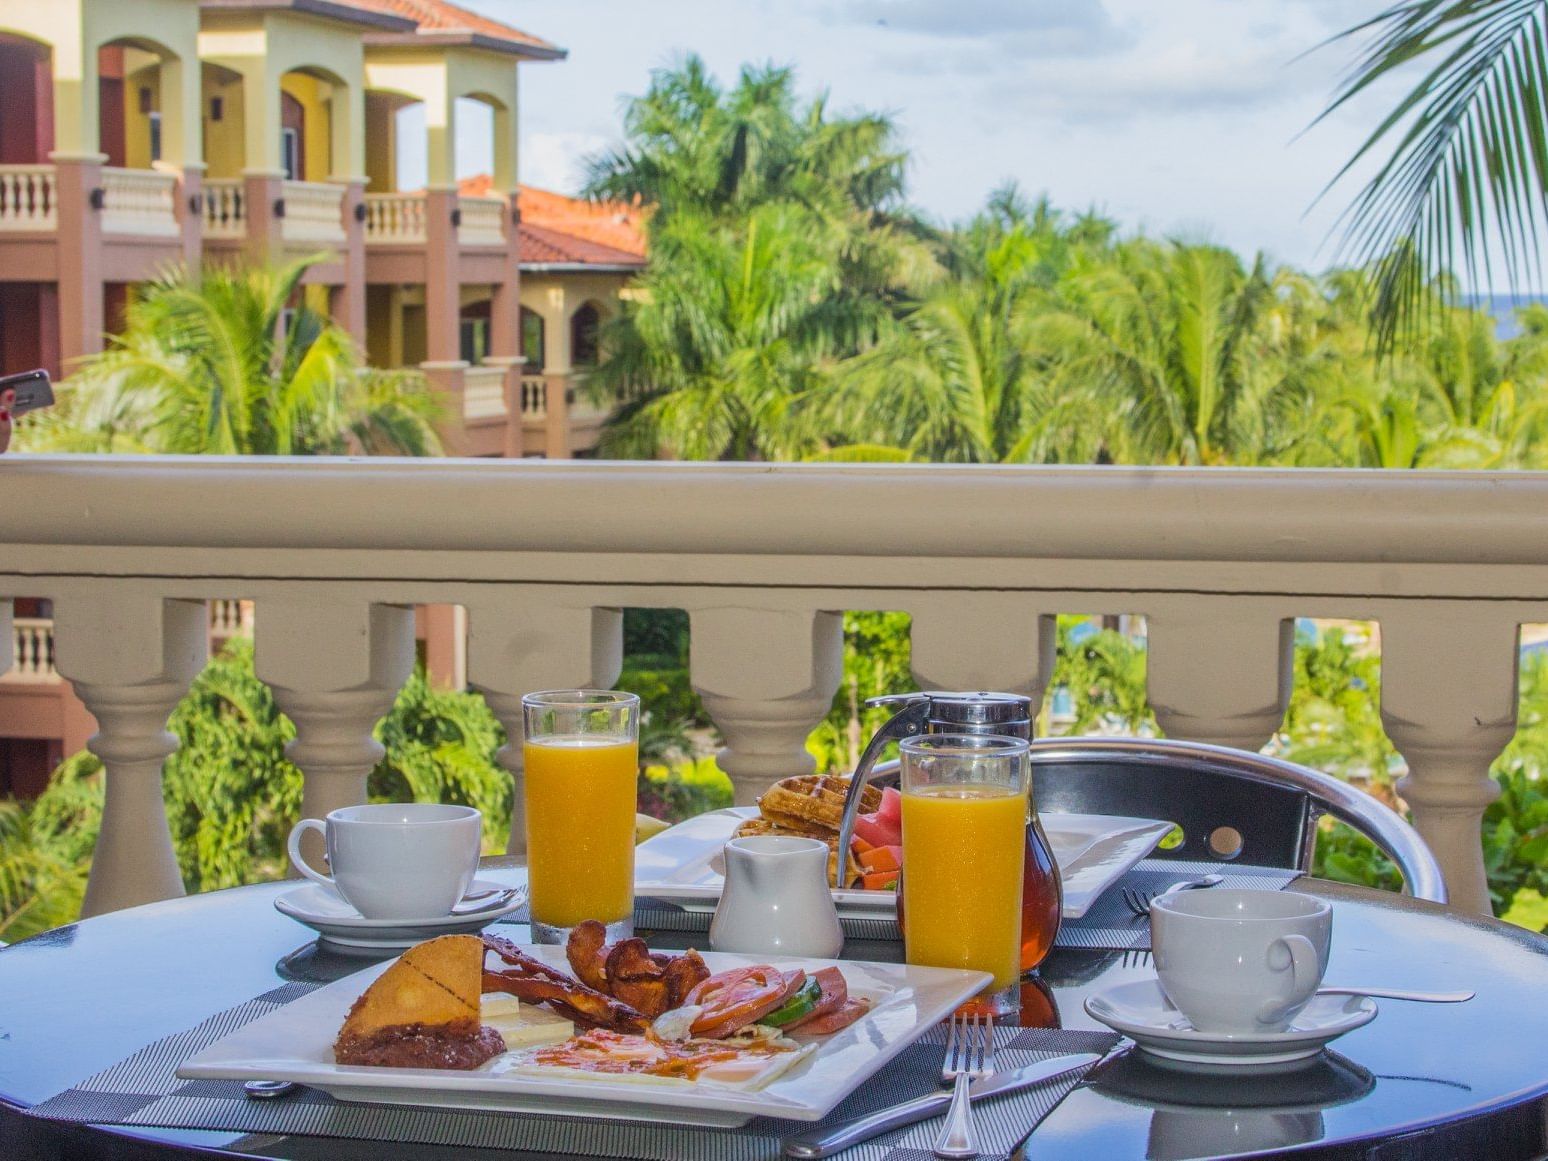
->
[281,128,301,182]
[570,303,601,367]
[459,317,488,366]
[148,111,162,164]
[521,307,545,371]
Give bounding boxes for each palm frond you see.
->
[1318,0,1548,348]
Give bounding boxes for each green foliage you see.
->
[0,755,100,941]
[21,256,441,457]
[638,756,734,822]
[1044,617,1155,736]
[808,612,917,775]
[1311,818,1403,892]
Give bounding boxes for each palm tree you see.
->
[1032,240,1317,465]
[811,190,1113,462]
[23,256,441,456]
[1318,1,1548,346]
[594,202,889,460]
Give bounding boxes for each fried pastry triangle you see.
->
[339,933,483,1042]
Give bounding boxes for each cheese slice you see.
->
[339,934,483,1042]
[480,994,574,1049]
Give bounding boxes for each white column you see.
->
[255,600,415,871]
[1381,606,1518,914]
[53,595,208,916]
[692,607,843,806]
[1147,610,1294,750]
[466,599,623,856]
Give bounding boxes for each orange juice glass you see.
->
[521,690,640,944]
[900,734,1027,1011]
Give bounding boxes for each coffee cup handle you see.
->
[1258,933,1321,1023]
[287,819,335,888]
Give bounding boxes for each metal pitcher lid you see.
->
[923,691,1033,725]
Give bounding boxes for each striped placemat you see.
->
[29,985,1118,1161]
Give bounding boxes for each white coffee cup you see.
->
[287,803,482,920]
[1151,889,1332,1033]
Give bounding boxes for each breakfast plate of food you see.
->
[633,775,1174,919]
[178,925,990,1125]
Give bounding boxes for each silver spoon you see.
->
[1258,985,1473,1025]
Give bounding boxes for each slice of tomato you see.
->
[685,966,795,1038]
[796,997,869,1036]
[785,966,848,1031]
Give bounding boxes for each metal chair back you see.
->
[870,736,1446,903]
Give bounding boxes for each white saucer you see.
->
[274,879,527,954]
[1084,979,1377,1067]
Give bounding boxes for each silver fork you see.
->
[934,1011,996,1159]
[1121,873,1224,917]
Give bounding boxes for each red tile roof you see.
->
[518,222,645,269]
[457,177,649,268]
[347,0,563,56]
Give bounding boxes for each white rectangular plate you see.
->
[634,807,1173,919]
[177,947,990,1127]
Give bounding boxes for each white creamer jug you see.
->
[709,835,844,958]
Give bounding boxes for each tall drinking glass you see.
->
[900,734,1028,1013]
[522,690,640,945]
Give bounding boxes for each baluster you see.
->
[0,600,11,679]
[467,600,623,856]
[1147,608,1294,750]
[52,596,208,915]
[1380,606,1519,914]
[909,596,1056,703]
[255,600,415,871]
[691,607,842,806]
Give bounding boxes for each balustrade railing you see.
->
[202,180,245,239]
[519,376,548,419]
[2,458,1538,919]
[363,192,426,244]
[0,165,57,232]
[4,618,56,683]
[456,195,506,247]
[280,180,346,244]
[100,167,179,237]
[462,366,508,420]
[209,598,252,638]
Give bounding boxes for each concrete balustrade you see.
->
[100,168,180,237]
[363,193,427,244]
[5,618,58,683]
[3,456,1544,915]
[201,180,245,239]
[462,366,510,421]
[457,195,506,247]
[0,166,59,232]
[279,180,347,245]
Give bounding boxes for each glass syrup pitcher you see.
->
[835,691,1063,972]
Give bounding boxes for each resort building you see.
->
[0,0,649,795]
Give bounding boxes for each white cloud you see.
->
[836,0,1134,56]
[522,131,611,194]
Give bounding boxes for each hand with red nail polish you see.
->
[0,387,13,454]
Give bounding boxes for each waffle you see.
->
[757,775,882,833]
[735,816,865,887]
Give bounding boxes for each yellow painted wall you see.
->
[364,46,518,189]
[280,71,333,182]
[364,91,401,192]
[200,63,245,178]
[122,50,161,169]
[520,272,628,373]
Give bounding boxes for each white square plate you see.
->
[177,946,991,1127]
[634,807,1173,919]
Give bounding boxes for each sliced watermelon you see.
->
[853,811,902,849]
[877,786,903,826]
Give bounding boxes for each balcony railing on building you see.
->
[0,166,58,232]
[4,619,57,684]
[363,192,507,247]
[100,167,180,237]
[280,180,346,245]
[462,365,508,421]
[202,180,245,240]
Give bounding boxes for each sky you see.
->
[432,0,1405,276]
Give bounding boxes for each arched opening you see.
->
[279,66,345,182]
[521,306,545,372]
[461,296,490,365]
[0,33,52,164]
[97,37,174,168]
[570,301,603,368]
